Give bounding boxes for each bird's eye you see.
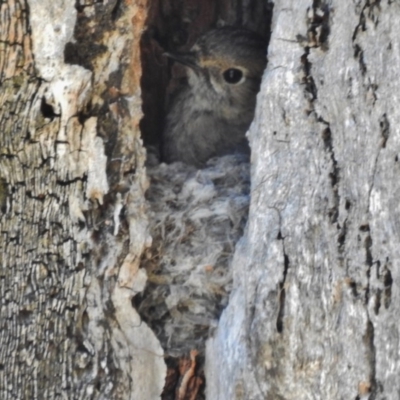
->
[223,68,244,84]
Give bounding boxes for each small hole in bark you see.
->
[348,279,358,297]
[18,309,33,322]
[359,224,370,232]
[78,111,90,125]
[40,97,58,120]
[338,222,347,247]
[384,268,393,288]
[111,0,122,20]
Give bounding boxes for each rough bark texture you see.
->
[1,1,166,399]
[206,1,400,399]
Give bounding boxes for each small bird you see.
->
[162,26,267,167]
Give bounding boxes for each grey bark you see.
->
[206,1,400,399]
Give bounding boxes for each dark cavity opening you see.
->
[138,2,273,399]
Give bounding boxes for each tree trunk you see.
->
[2,0,400,400]
[206,1,400,399]
[1,1,165,399]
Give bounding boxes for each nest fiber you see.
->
[138,154,250,356]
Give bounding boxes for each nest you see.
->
[136,154,250,357]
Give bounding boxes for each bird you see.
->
[162,26,267,167]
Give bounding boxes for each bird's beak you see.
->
[163,51,202,72]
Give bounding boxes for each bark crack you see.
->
[363,223,381,399]
[276,229,290,334]
[297,2,330,51]
[298,4,331,109]
[352,1,382,77]
[299,6,341,226]
[321,124,340,224]
[379,113,390,148]
[367,113,391,215]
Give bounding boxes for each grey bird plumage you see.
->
[162,26,267,167]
